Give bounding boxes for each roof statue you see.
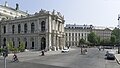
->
[16,3,19,10]
[39,9,46,14]
[4,1,8,7]
[52,9,55,15]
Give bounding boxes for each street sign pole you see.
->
[4,57,6,68]
[3,46,8,68]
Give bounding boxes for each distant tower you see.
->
[15,3,19,10]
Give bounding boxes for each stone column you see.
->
[54,35,56,51]
[59,37,63,50]
[56,36,59,50]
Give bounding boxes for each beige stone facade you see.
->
[0,9,65,51]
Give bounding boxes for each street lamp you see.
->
[118,27,120,54]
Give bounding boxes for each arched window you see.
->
[31,23,35,33]
[41,37,46,50]
[18,24,21,33]
[24,38,27,49]
[25,41,27,49]
[19,41,20,47]
[32,42,34,49]
[41,21,45,31]
[24,23,27,33]
[12,25,15,34]
[3,26,6,33]
[3,38,6,48]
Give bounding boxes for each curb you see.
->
[115,58,120,65]
[115,55,120,65]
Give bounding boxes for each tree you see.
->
[88,32,98,45]
[96,36,101,45]
[7,41,18,52]
[18,41,25,52]
[111,27,120,44]
[110,35,116,44]
[79,38,86,45]
[7,41,14,51]
[0,48,3,55]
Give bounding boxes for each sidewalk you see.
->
[115,54,120,64]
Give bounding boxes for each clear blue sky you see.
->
[0,0,120,27]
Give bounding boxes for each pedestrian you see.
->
[84,49,88,54]
[41,50,45,56]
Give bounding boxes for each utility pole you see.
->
[4,57,6,68]
[118,27,120,54]
[3,47,8,68]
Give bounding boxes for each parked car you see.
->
[61,48,69,53]
[104,46,113,49]
[105,51,115,60]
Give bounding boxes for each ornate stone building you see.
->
[0,3,65,51]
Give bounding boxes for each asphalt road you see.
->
[0,47,120,68]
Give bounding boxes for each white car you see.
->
[61,48,69,53]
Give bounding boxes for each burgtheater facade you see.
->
[0,8,65,51]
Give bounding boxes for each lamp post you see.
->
[118,28,120,54]
[3,46,8,68]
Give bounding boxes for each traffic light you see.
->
[3,47,8,57]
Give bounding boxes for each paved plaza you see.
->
[0,47,120,68]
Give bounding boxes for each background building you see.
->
[93,26,113,40]
[65,24,93,47]
[65,24,114,47]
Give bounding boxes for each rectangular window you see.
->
[66,33,67,36]
[69,33,71,36]
[72,33,74,36]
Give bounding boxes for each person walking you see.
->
[41,50,45,56]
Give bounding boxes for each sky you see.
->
[0,0,120,27]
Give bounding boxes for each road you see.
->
[0,47,120,68]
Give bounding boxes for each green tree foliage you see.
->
[100,39,110,45]
[96,36,101,45]
[88,32,98,45]
[0,48,3,52]
[7,41,18,52]
[7,41,14,51]
[18,41,25,52]
[111,27,120,44]
[79,38,86,45]
[110,35,116,44]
